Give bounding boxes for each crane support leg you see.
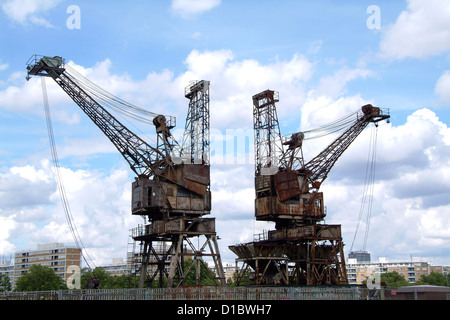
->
[230,224,348,286]
[134,217,226,288]
[138,241,150,288]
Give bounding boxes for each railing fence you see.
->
[0,286,394,300]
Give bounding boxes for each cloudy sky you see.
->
[1,0,450,268]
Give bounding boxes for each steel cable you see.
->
[349,124,378,253]
[41,77,96,270]
[64,64,159,125]
[302,110,361,140]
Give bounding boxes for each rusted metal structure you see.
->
[230,89,390,286]
[133,81,225,288]
[26,56,225,288]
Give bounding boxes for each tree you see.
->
[15,265,67,291]
[228,267,252,287]
[380,272,410,288]
[416,272,449,287]
[0,274,12,292]
[81,267,140,289]
[173,259,217,286]
[81,267,111,289]
[109,273,139,288]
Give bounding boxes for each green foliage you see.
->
[172,259,218,286]
[380,271,410,288]
[14,265,67,291]
[416,272,450,287]
[228,267,252,287]
[0,274,12,292]
[80,267,139,289]
[139,259,220,287]
[378,271,450,288]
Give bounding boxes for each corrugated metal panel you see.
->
[274,170,300,201]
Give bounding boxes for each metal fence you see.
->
[0,286,392,300]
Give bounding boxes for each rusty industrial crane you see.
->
[230,89,389,286]
[26,55,225,288]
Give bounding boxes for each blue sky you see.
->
[1,0,450,269]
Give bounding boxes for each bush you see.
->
[15,265,67,291]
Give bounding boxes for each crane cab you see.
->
[131,164,211,219]
[254,172,326,225]
[131,178,165,216]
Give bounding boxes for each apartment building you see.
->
[13,243,81,288]
[101,258,129,276]
[346,251,446,285]
[223,263,236,284]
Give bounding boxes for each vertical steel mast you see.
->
[177,80,211,165]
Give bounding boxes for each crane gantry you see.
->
[230,89,390,286]
[26,55,225,288]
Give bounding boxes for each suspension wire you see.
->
[41,77,96,270]
[283,107,380,252]
[64,64,159,123]
[64,64,161,144]
[350,124,378,252]
[363,126,378,250]
[288,109,361,141]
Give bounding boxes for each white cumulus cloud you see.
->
[1,0,61,28]
[379,0,450,60]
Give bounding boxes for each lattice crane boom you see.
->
[26,55,172,179]
[299,104,390,190]
[26,55,212,219]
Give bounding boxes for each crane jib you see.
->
[26,54,172,179]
